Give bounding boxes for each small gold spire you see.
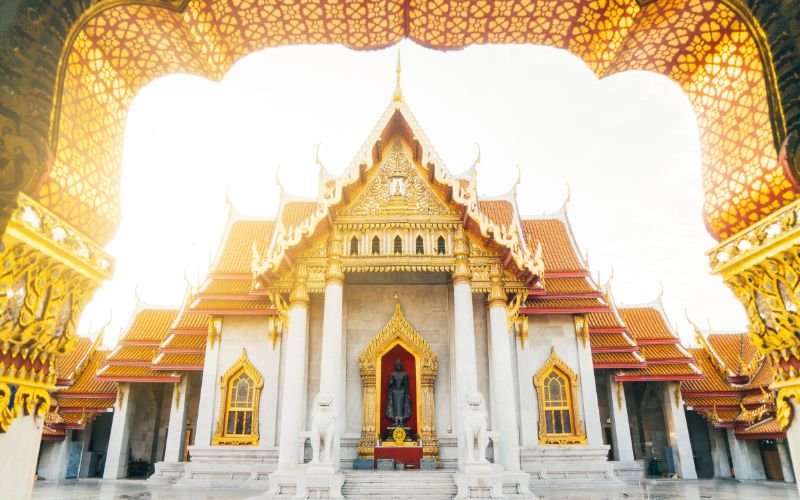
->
[393,51,403,102]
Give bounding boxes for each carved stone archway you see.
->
[357,302,438,460]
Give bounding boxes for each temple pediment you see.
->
[253,97,543,289]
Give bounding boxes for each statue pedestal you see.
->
[296,464,344,500]
[374,445,423,469]
[454,463,506,499]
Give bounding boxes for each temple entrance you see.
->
[358,302,439,465]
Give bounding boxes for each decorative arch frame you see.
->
[357,302,438,460]
[533,347,587,445]
[213,348,264,446]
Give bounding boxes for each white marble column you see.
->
[317,230,345,468]
[709,425,732,478]
[778,439,795,483]
[0,411,44,499]
[104,383,136,479]
[607,377,635,462]
[787,402,800,493]
[487,266,521,472]
[726,429,766,480]
[575,316,604,447]
[163,375,191,462]
[77,422,94,478]
[276,266,311,470]
[194,317,222,447]
[661,382,697,479]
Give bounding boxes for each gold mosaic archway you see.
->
[533,346,587,445]
[357,302,438,460]
[12,0,792,243]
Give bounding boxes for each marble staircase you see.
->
[341,470,457,499]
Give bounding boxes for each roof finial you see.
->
[225,185,235,217]
[393,51,403,102]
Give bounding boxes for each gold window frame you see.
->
[213,348,264,446]
[533,347,587,445]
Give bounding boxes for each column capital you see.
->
[325,228,344,285]
[290,264,310,306]
[452,226,471,285]
[487,262,506,308]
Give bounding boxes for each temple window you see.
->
[394,235,402,254]
[372,236,380,255]
[350,236,359,255]
[533,347,587,445]
[436,236,446,255]
[213,349,264,445]
[415,235,424,254]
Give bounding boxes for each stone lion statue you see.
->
[462,391,489,464]
[310,392,336,464]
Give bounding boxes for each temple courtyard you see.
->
[31,478,800,500]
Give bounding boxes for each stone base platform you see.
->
[176,446,278,488]
[521,446,618,487]
[613,460,645,483]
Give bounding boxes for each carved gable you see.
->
[341,140,457,217]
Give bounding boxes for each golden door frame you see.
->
[357,302,439,460]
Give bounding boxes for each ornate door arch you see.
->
[357,302,438,460]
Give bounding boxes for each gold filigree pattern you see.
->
[533,346,588,445]
[41,0,790,244]
[357,302,439,460]
[0,382,50,433]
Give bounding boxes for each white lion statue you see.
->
[310,392,336,464]
[461,391,489,464]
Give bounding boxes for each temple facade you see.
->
[35,90,795,498]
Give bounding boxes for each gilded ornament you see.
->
[357,303,438,460]
[533,347,587,445]
[574,315,589,349]
[208,316,222,349]
[213,348,264,446]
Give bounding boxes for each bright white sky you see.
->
[78,41,749,346]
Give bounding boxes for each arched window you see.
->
[533,347,586,445]
[415,235,424,254]
[350,236,359,256]
[213,349,264,445]
[372,236,380,255]
[394,235,402,254]
[436,236,446,255]
[542,370,572,434]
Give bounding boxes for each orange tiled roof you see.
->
[619,307,676,340]
[152,353,205,370]
[191,298,272,312]
[682,349,738,393]
[106,345,157,363]
[214,219,274,274]
[200,279,253,297]
[281,201,316,229]
[735,418,784,438]
[61,350,116,396]
[57,398,115,409]
[640,344,692,362]
[121,309,178,343]
[56,337,93,381]
[683,395,741,408]
[161,334,205,351]
[479,200,515,229]
[171,309,208,331]
[520,219,585,273]
[524,297,607,312]
[592,352,645,367]
[708,333,759,375]
[589,331,637,349]
[588,310,625,330]
[96,365,180,382]
[541,277,598,295]
[615,362,701,379]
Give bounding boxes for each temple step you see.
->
[342,470,457,499]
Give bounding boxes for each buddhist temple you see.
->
[31,79,798,498]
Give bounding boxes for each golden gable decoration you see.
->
[341,140,457,218]
[213,348,264,446]
[357,301,438,460]
[533,347,587,445]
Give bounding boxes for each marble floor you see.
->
[31,478,800,500]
